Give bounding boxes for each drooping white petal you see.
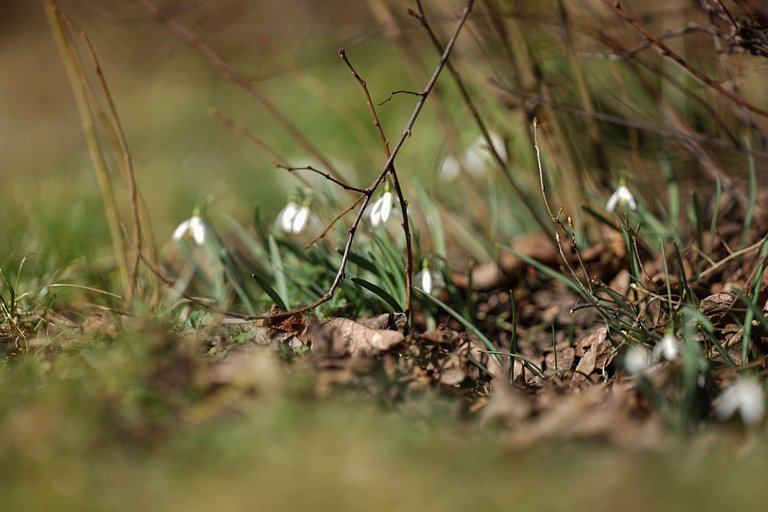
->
[438,155,461,182]
[419,269,433,294]
[606,185,637,212]
[624,345,650,375]
[619,186,637,210]
[652,333,680,362]
[462,144,487,177]
[173,216,208,246]
[380,192,393,223]
[487,131,507,162]
[276,202,299,232]
[189,216,207,245]
[369,196,384,226]
[291,206,310,234]
[416,269,444,295]
[740,384,765,426]
[715,377,765,426]
[172,219,192,241]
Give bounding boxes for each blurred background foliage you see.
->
[3,0,767,289]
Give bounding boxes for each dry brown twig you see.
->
[134,0,345,184]
[604,0,768,119]
[139,0,476,322]
[338,47,415,317]
[532,118,592,294]
[46,1,140,307]
[277,163,367,194]
[409,1,552,237]
[261,0,476,321]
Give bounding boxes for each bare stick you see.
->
[45,2,131,302]
[208,107,290,166]
[605,1,768,119]
[134,0,346,184]
[579,24,719,61]
[276,163,366,194]
[339,47,414,315]
[410,1,551,237]
[492,80,764,154]
[532,118,592,293]
[305,196,364,250]
[700,0,767,148]
[379,89,424,106]
[261,0,476,322]
[71,17,149,307]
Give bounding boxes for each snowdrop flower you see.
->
[173,215,207,246]
[715,376,765,426]
[606,184,637,212]
[462,143,489,177]
[276,199,315,235]
[462,132,506,177]
[415,261,445,295]
[438,132,507,182]
[486,131,508,162]
[438,155,461,182]
[369,188,396,227]
[651,333,680,363]
[624,345,650,375]
[276,201,300,232]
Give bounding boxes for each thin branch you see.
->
[605,1,768,118]
[133,0,346,184]
[579,24,720,61]
[492,78,766,154]
[339,47,414,316]
[532,118,592,293]
[264,0,477,322]
[378,89,424,106]
[700,0,767,148]
[208,107,289,165]
[305,196,364,250]
[276,163,366,194]
[73,18,148,307]
[410,1,551,237]
[45,2,131,303]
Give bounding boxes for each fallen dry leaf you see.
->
[573,327,613,382]
[357,312,407,332]
[309,317,405,358]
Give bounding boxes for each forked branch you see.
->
[262,0,476,321]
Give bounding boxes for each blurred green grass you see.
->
[1,329,768,512]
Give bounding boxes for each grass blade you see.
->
[267,235,290,310]
[250,271,288,312]
[351,277,403,312]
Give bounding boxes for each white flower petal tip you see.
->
[624,345,650,375]
[190,216,207,245]
[380,192,393,223]
[651,333,680,363]
[415,269,445,295]
[487,132,507,162]
[276,202,299,232]
[438,155,461,182]
[606,185,637,212]
[291,206,310,234]
[369,192,396,228]
[173,215,207,246]
[715,377,765,426]
[276,202,315,235]
[172,219,191,242]
[369,196,383,226]
[462,144,488,177]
